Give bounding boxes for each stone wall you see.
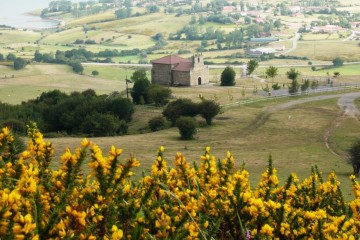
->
[173,71,191,86]
[151,54,210,86]
[190,66,209,86]
[189,54,209,86]
[151,64,172,85]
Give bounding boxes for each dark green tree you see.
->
[34,50,43,62]
[176,116,197,140]
[348,139,360,175]
[332,57,344,67]
[6,53,16,61]
[92,70,99,76]
[70,62,84,74]
[131,69,148,82]
[198,99,221,125]
[131,79,151,104]
[163,98,199,125]
[265,66,278,82]
[301,79,310,92]
[147,84,172,107]
[13,58,27,70]
[287,68,300,94]
[274,19,282,30]
[220,66,236,86]
[106,98,134,122]
[247,59,259,77]
[115,7,132,19]
[0,53,4,61]
[146,5,160,13]
[148,116,167,132]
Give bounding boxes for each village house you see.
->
[311,25,343,33]
[351,22,360,29]
[151,54,209,87]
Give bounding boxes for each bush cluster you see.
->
[0,90,134,137]
[1,126,360,239]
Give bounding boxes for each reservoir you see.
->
[0,0,73,29]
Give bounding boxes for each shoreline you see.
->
[2,8,65,31]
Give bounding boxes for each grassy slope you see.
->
[0,64,127,104]
[47,96,356,199]
[0,63,358,198]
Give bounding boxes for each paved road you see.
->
[276,32,301,55]
[342,30,355,42]
[82,61,360,69]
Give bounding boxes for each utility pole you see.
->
[125,75,131,99]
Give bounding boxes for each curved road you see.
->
[276,32,301,56]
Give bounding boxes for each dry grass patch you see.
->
[291,41,360,61]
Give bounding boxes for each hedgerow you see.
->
[0,124,359,239]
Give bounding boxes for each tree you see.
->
[105,98,134,122]
[333,72,340,77]
[115,7,132,19]
[92,70,99,76]
[163,99,199,126]
[131,78,151,104]
[131,69,148,82]
[13,58,27,70]
[70,62,84,74]
[274,19,282,30]
[348,139,360,175]
[301,79,310,92]
[198,100,221,125]
[332,57,344,67]
[148,116,167,132]
[247,59,258,77]
[176,116,197,140]
[148,84,172,107]
[34,50,43,62]
[6,53,16,61]
[146,5,160,13]
[220,66,236,86]
[0,53,4,61]
[287,68,300,94]
[265,66,278,82]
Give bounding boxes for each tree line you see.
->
[0,89,134,137]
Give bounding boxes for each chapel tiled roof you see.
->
[151,55,191,65]
[172,62,193,72]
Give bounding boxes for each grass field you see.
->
[0,64,127,104]
[0,29,41,45]
[291,41,360,62]
[301,32,350,41]
[0,63,359,199]
[47,95,357,199]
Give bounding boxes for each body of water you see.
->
[0,0,77,29]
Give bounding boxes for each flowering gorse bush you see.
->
[0,123,360,239]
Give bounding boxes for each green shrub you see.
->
[148,116,167,132]
[176,116,197,140]
[220,66,236,86]
[198,100,220,125]
[163,99,199,126]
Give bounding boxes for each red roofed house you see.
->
[151,54,209,86]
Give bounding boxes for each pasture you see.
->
[48,95,357,200]
[0,63,359,199]
[290,41,360,62]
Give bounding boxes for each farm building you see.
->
[151,54,209,86]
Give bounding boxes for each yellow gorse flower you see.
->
[1,127,360,239]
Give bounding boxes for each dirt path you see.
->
[244,92,360,157]
[323,92,360,157]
